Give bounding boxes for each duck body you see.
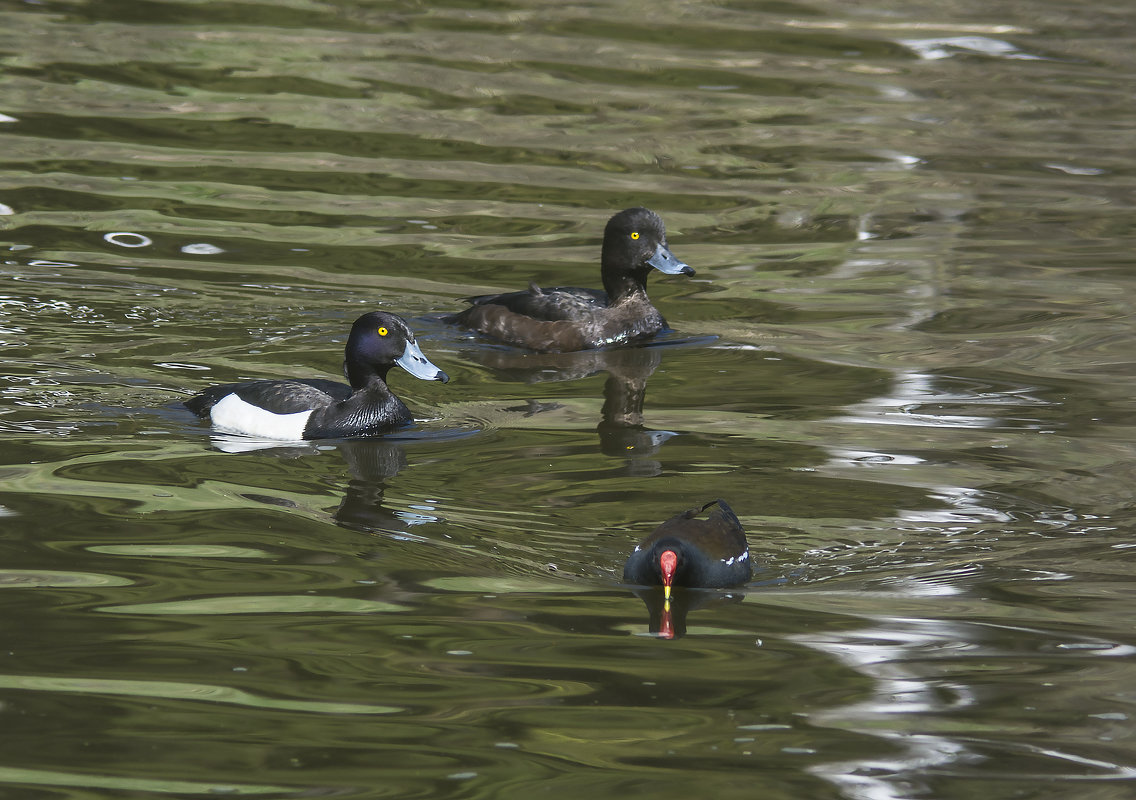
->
[185,311,448,440]
[623,499,751,593]
[446,207,694,352]
[186,378,412,440]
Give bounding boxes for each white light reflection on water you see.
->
[795,591,1136,799]
[840,370,1048,430]
[899,36,1043,61]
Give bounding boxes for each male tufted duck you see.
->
[185,311,448,440]
[445,207,694,352]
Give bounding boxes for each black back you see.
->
[623,499,751,589]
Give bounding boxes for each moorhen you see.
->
[623,499,751,636]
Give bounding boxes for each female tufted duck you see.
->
[185,311,448,440]
[445,207,694,352]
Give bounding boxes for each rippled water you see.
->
[3,0,1136,797]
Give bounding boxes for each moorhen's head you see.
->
[623,498,751,621]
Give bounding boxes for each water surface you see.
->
[3,0,1136,798]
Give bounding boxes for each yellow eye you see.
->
[630,232,640,240]
[377,327,388,336]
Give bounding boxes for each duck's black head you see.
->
[344,311,449,388]
[601,207,694,299]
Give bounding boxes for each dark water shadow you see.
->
[630,586,747,639]
[628,569,785,639]
[197,427,477,539]
[330,433,477,538]
[457,339,715,473]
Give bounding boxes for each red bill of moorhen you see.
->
[623,499,751,636]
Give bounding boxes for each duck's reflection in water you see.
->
[594,348,677,467]
[205,431,461,539]
[333,438,415,535]
[461,343,683,475]
[329,428,477,536]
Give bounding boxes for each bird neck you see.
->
[601,263,649,302]
[345,362,391,391]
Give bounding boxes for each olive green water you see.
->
[3,0,1136,797]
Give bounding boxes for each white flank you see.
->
[209,393,312,440]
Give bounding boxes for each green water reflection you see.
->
[3,0,1136,798]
